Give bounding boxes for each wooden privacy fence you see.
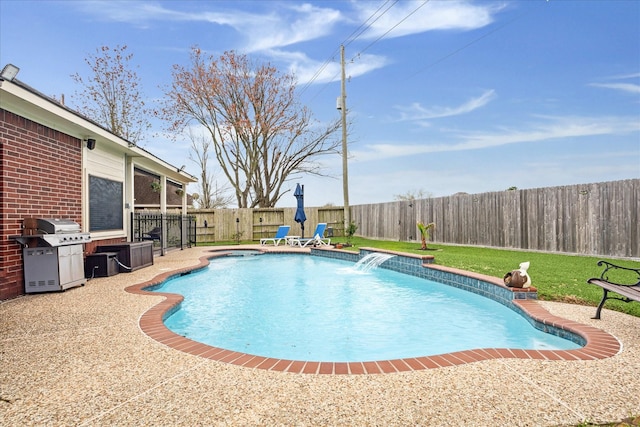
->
[351,179,639,258]
[189,179,639,258]
[188,207,346,244]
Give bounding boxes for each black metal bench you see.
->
[587,260,640,319]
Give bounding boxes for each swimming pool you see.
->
[152,252,580,362]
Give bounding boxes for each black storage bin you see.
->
[96,242,154,273]
[85,252,119,278]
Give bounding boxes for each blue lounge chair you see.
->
[260,225,290,246]
[292,223,331,247]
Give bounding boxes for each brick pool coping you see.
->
[125,248,621,375]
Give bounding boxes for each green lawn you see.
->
[206,238,640,317]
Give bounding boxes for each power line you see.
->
[405,9,528,81]
[354,0,429,58]
[299,1,398,96]
[343,0,399,49]
[302,0,420,102]
[304,2,531,105]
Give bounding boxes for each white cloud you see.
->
[589,83,640,95]
[239,4,344,52]
[589,72,640,94]
[74,1,354,83]
[351,115,640,162]
[72,1,499,87]
[76,1,207,25]
[267,50,388,85]
[605,72,640,80]
[353,1,499,40]
[394,90,496,122]
[75,1,344,52]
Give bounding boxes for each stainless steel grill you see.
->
[35,218,91,247]
[15,218,91,294]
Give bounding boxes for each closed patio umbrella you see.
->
[294,183,306,238]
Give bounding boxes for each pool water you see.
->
[155,254,580,362]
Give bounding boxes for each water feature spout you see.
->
[353,253,395,273]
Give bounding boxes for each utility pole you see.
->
[340,44,350,231]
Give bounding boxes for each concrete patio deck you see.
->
[1,246,639,426]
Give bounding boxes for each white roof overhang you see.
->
[0,78,197,184]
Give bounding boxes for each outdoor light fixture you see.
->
[0,64,20,81]
[86,138,96,150]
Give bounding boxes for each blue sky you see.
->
[2,0,639,208]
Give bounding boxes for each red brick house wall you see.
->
[0,108,84,299]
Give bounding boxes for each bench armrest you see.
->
[596,260,640,286]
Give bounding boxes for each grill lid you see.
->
[12,218,90,247]
[37,218,82,234]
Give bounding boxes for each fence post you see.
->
[130,212,135,242]
[190,215,196,248]
[180,215,184,250]
[160,214,166,256]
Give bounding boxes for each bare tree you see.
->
[160,48,341,208]
[394,188,433,201]
[186,130,234,208]
[71,45,150,144]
